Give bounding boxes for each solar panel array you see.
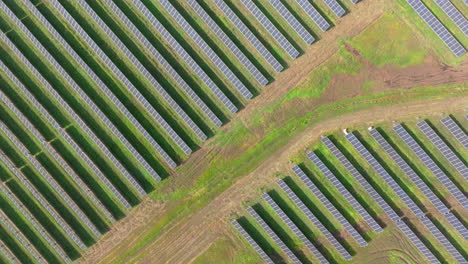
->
[417,121,468,179]
[393,125,468,209]
[214,0,284,72]
[322,0,346,17]
[441,116,468,149]
[277,180,352,260]
[0,88,114,223]
[160,0,253,100]
[395,220,440,264]
[74,0,193,159]
[246,207,302,264]
[433,0,468,35]
[241,0,300,58]
[263,193,329,264]
[231,220,275,264]
[369,128,468,240]
[188,0,269,86]
[131,0,238,114]
[0,4,150,195]
[0,242,17,264]
[345,132,426,218]
[294,0,331,31]
[405,0,466,57]
[0,183,70,263]
[0,59,132,210]
[307,151,383,233]
[0,211,45,264]
[268,0,315,45]
[292,165,367,247]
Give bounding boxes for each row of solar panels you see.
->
[233,115,467,263]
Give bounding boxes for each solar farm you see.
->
[0,0,466,263]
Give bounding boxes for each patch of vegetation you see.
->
[193,235,262,264]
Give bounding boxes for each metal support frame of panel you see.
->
[188,0,269,86]
[0,151,86,250]
[231,220,274,264]
[441,116,468,149]
[130,0,238,114]
[433,0,468,35]
[0,183,71,263]
[241,0,300,58]
[417,121,467,179]
[322,0,346,17]
[292,166,367,247]
[294,0,331,31]
[369,128,467,241]
[75,0,201,149]
[160,0,253,100]
[0,210,46,264]
[0,5,148,195]
[214,0,283,72]
[307,151,383,233]
[405,0,466,56]
[0,59,131,210]
[0,121,101,238]
[247,207,302,264]
[394,124,468,209]
[268,0,315,44]
[278,179,352,260]
[103,0,222,128]
[263,193,329,264]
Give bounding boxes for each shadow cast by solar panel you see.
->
[336,0,351,15]
[282,1,322,41]
[313,150,373,241]
[268,188,339,264]
[402,218,445,263]
[0,225,36,264]
[400,123,466,198]
[237,216,285,263]
[426,214,467,257]
[225,0,289,70]
[253,201,314,264]
[326,135,389,228]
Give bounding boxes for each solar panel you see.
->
[0,242,17,264]
[241,0,300,58]
[0,122,101,238]
[214,0,283,72]
[405,0,466,57]
[263,193,329,263]
[160,0,253,100]
[0,59,131,210]
[76,0,202,150]
[0,183,70,262]
[368,128,468,240]
[268,0,315,45]
[395,220,440,264]
[278,180,352,260]
[433,0,468,35]
[294,0,331,31]
[231,220,274,264]
[0,88,115,223]
[188,0,269,86]
[419,217,466,263]
[292,166,367,247]
[307,151,382,233]
[417,121,467,179]
[0,4,149,194]
[394,125,468,209]
[0,152,86,250]
[103,0,222,128]
[441,116,468,149]
[321,136,400,222]
[131,0,238,114]
[322,0,346,17]
[350,0,360,3]
[0,211,46,264]
[345,132,426,218]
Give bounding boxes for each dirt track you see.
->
[78,0,468,262]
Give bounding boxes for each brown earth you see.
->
[78,0,468,262]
